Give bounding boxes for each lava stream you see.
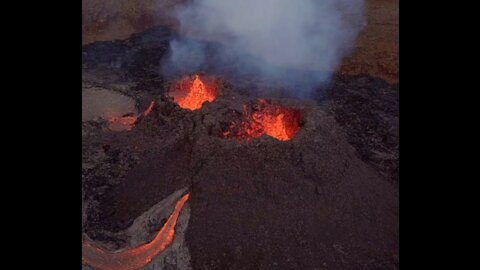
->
[106,101,155,131]
[143,101,155,117]
[82,193,190,270]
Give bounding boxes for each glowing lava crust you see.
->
[105,101,155,131]
[224,99,302,141]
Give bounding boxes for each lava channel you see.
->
[224,99,302,141]
[167,74,217,111]
[82,193,190,270]
[106,100,155,131]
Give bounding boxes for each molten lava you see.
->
[224,99,302,141]
[168,75,217,110]
[143,101,155,117]
[105,101,155,131]
[107,116,137,131]
[82,193,190,270]
[105,114,137,131]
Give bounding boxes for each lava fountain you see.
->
[224,99,302,141]
[167,74,218,110]
[82,193,190,270]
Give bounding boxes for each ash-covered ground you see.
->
[82,27,398,270]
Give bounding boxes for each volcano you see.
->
[82,27,398,270]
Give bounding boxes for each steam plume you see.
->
[162,0,365,96]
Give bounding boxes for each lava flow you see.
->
[144,101,155,117]
[82,193,190,270]
[168,74,217,110]
[224,99,302,141]
[106,101,155,131]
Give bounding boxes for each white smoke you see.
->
[163,0,366,96]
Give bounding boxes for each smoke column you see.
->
[162,0,365,96]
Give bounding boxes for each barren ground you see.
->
[82,0,399,83]
[339,0,399,83]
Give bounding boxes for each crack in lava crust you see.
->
[82,193,190,270]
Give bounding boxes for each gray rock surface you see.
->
[82,87,138,122]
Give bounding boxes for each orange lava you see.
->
[143,101,155,117]
[106,116,138,131]
[109,116,137,126]
[105,100,155,131]
[82,193,190,270]
[224,99,302,141]
[168,75,217,110]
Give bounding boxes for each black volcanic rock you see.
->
[326,74,399,184]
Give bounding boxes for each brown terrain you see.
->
[82,0,399,83]
[82,0,183,45]
[339,0,399,83]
